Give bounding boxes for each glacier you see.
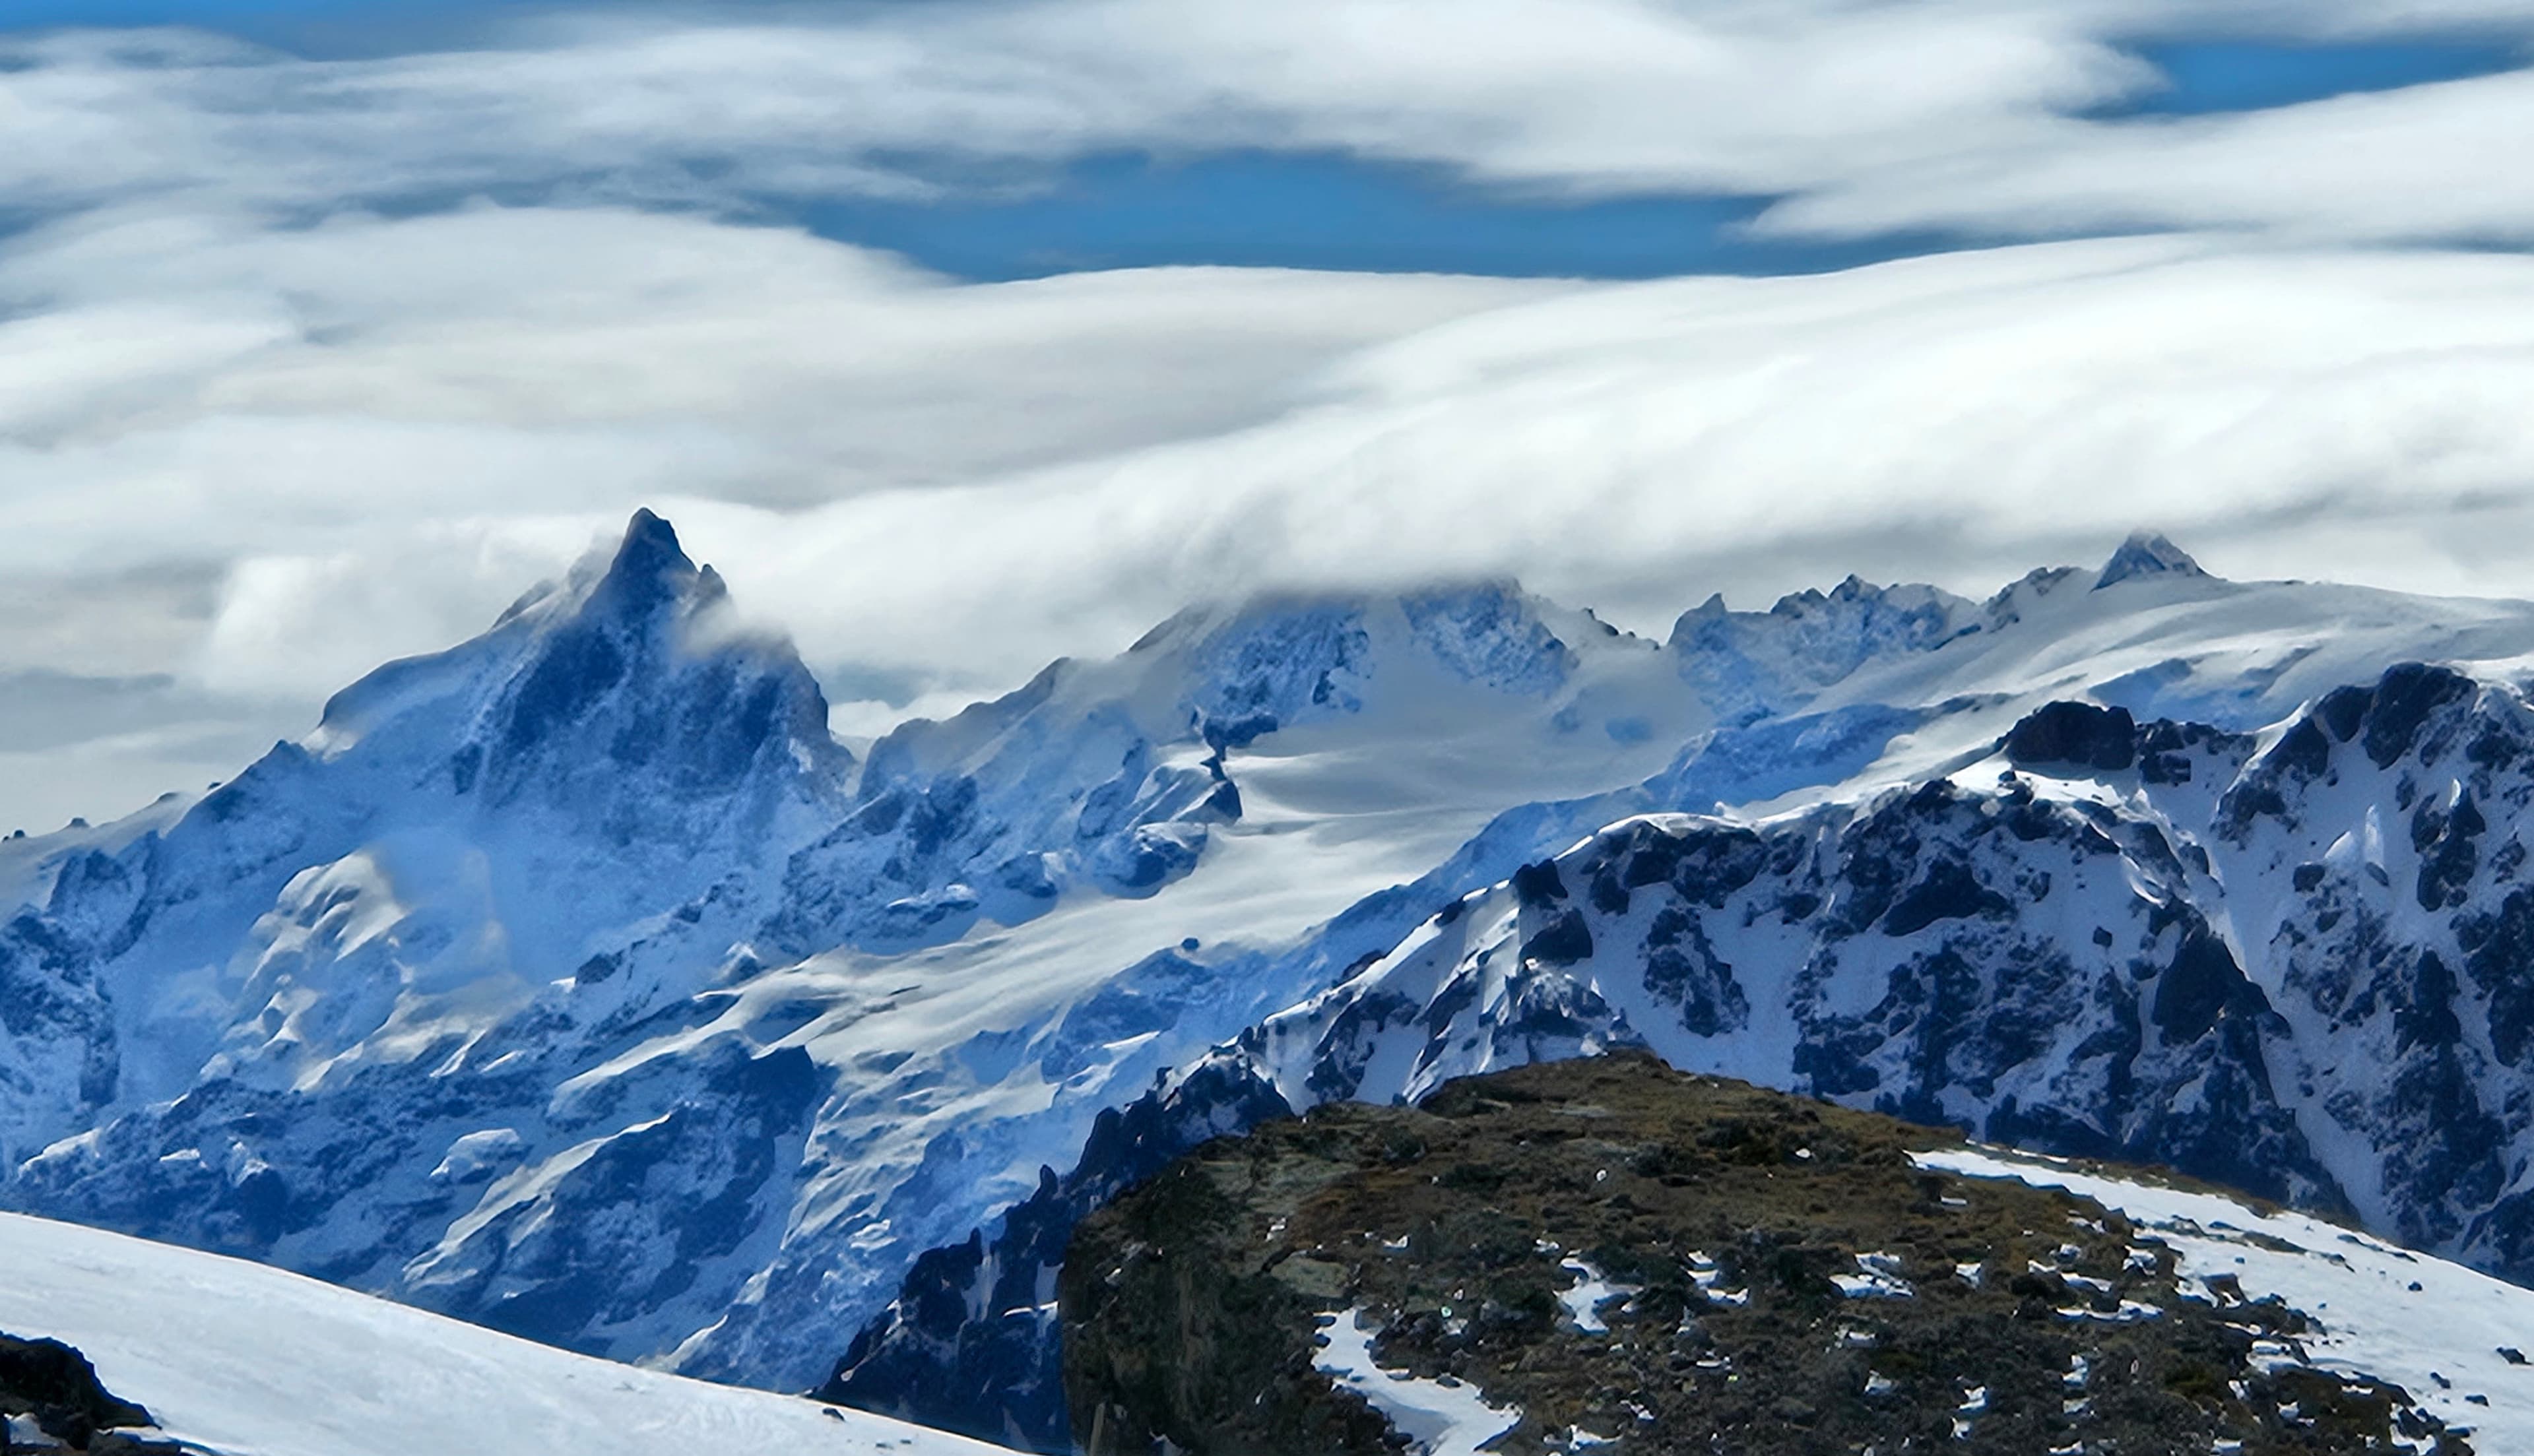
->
[13,514,2534,1449]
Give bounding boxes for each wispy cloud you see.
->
[1760,66,2534,243]
[10,3,2534,230]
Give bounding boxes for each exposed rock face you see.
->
[2004,700,2138,772]
[20,517,2534,1430]
[1062,1055,2467,1456]
[816,1061,1294,1449]
[836,662,2534,1445]
[2095,531,2206,589]
[0,514,1662,1391]
[0,1332,163,1452]
[1239,664,2534,1271]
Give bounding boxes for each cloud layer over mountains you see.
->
[7,0,2534,830]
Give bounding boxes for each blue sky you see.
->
[11,0,2534,831]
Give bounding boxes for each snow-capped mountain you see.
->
[14,514,2534,1446]
[1232,660,2534,1267]
[831,548,2534,1445]
[0,1206,1000,1456]
[0,511,1714,1391]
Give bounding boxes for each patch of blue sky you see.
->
[808,36,2534,281]
[0,0,488,53]
[3,0,343,29]
[2112,37,2527,115]
[798,152,1944,282]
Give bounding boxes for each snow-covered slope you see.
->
[0,1208,997,1456]
[1924,1145,2534,1452]
[16,517,2534,1438]
[833,550,2534,1446]
[1225,660,2534,1271]
[0,513,1725,1391]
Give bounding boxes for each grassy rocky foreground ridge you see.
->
[1060,1054,2473,1455]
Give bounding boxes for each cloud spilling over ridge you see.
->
[17,220,2534,823]
[0,194,1547,830]
[32,230,2534,759]
[670,237,2534,689]
[0,202,1542,675]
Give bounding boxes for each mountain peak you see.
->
[591,507,703,616]
[620,505,681,555]
[2095,530,2205,590]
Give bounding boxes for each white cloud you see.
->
[0,202,1543,569]
[13,1,2534,824]
[666,237,2534,693]
[1758,68,2534,244]
[8,2,2534,238]
[0,197,1547,818]
[88,232,2534,776]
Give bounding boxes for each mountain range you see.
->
[10,511,2534,1449]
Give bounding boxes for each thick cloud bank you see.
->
[9,1,2534,827]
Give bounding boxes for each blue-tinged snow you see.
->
[0,1207,1000,1456]
[18,511,2534,1407]
[1170,645,2534,1315]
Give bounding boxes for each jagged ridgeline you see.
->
[1063,1056,2481,1456]
[14,512,2534,1447]
[835,662,2534,1444]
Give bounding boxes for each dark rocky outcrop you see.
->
[815,1060,1294,1450]
[0,1333,174,1453]
[2003,701,2137,774]
[1063,1056,2467,1456]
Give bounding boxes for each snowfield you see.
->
[0,1209,998,1456]
[1920,1146,2534,1451]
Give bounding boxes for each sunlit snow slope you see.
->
[0,1209,998,1456]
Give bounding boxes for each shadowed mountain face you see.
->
[0,515,1708,1385]
[13,517,2534,1435]
[0,513,863,1365]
